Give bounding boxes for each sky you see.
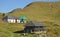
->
[0,0,60,13]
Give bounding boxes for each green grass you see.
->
[0,2,60,37]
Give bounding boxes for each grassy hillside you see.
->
[0,2,60,37]
[8,2,60,24]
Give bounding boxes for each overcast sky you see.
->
[0,0,60,13]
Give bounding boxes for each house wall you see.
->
[23,20,27,23]
[24,26,35,33]
[17,19,20,23]
[24,26,46,33]
[6,18,27,23]
[7,19,16,23]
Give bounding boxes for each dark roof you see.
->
[25,21,46,26]
[5,16,18,19]
[8,16,18,19]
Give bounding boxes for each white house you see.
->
[3,16,20,23]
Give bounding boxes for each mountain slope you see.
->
[8,2,60,24]
[2,2,60,37]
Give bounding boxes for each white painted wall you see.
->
[13,19,16,23]
[7,19,27,23]
[7,19,16,23]
[17,19,20,23]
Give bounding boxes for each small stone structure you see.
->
[24,21,47,37]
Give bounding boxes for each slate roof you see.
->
[7,16,18,19]
[25,21,46,26]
